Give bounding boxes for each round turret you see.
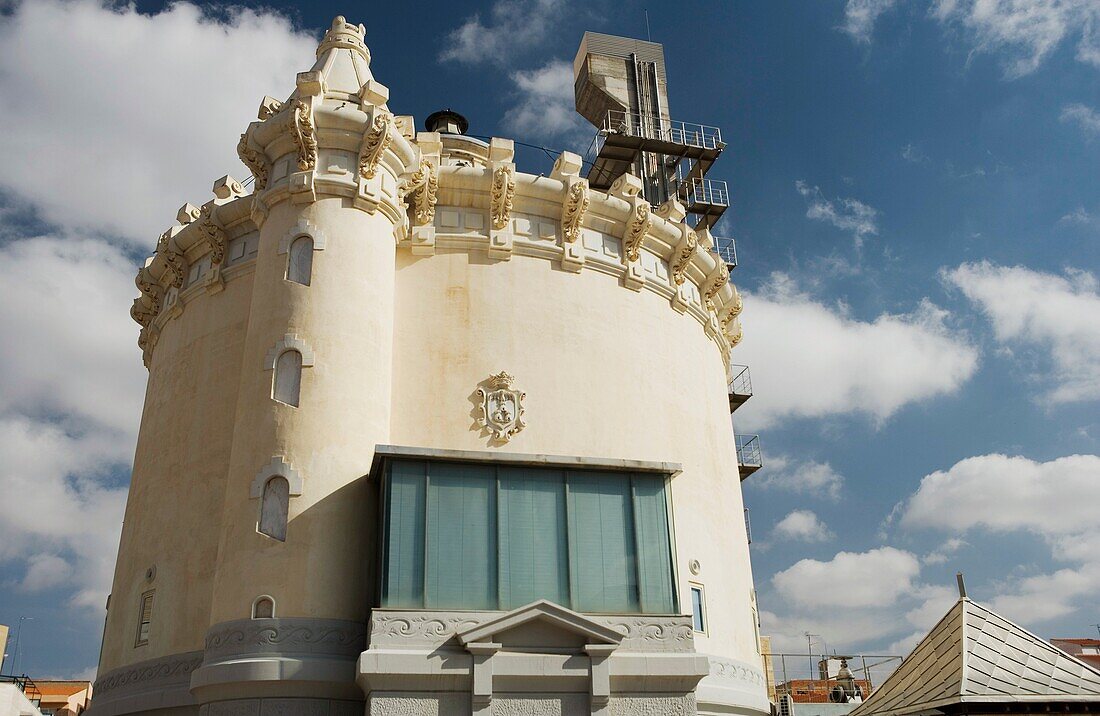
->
[96,16,761,716]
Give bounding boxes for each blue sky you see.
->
[0,0,1097,681]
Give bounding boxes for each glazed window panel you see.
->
[378,459,676,614]
[287,235,313,285]
[135,590,154,647]
[273,349,303,407]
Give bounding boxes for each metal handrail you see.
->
[601,109,722,149]
[736,434,762,468]
[713,236,737,268]
[0,674,41,703]
[677,177,729,207]
[728,365,752,396]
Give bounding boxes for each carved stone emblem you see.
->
[476,372,526,442]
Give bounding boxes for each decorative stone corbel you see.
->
[670,224,698,313]
[156,228,187,290]
[402,139,439,255]
[552,152,588,273]
[611,174,649,291]
[237,130,269,191]
[289,87,319,203]
[358,109,393,181]
[354,108,393,214]
[130,297,155,329]
[393,115,415,140]
[212,175,246,203]
[488,138,516,260]
[703,259,730,312]
[358,79,389,108]
[134,263,163,324]
[586,643,616,715]
[197,203,227,293]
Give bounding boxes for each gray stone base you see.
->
[199,699,362,716]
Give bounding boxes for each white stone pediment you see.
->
[456,600,623,651]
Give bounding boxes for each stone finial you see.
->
[317,15,368,59]
[257,96,283,120]
[176,203,201,225]
[550,151,583,180]
[359,79,389,107]
[656,197,687,223]
[296,71,325,97]
[212,175,246,201]
[609,173,643,200]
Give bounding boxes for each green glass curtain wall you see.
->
[378,459,677,614]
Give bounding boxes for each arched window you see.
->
[258,476,290,541]
[252,596,275,619]
[273,349,303,407]
[287,236,313,285]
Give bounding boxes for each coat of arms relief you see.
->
[476,372,526,442]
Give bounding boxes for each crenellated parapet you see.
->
[129,15,743,368]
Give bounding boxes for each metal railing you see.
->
[736,434,762,469]
[713,236,737,268]
[677,177,729,208]
[729,365,752,397]
[0,674,41,704]
[601,110,722,149]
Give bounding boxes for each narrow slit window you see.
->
[252,596,275,619]
[135,590,154,646]
[287,236,313,286]
[258,476,290,541]
[273,349,303,407]
[690,585,706,633]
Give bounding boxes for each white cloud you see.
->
[901,143,930,163]
[900,453,1100,624]
[932,0,1100,77]
[922,537,967,565]
[773,547,921,609]
[439,0,565,66]
[842,0,901,42]
[796,181,880,247]
[1061,103,1100,137]
[0,0,316,246]
[1058,206,1094,225]
[943,261,1100,403]
[774,510,834,542]
[0,0,315,618]
[502,60,589,146]
[734,273,979,428]
[751,455,845,500]
[18,554,75,592]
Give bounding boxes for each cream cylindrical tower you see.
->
[92,16,767,716]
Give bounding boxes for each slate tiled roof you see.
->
[849,598,1100,716]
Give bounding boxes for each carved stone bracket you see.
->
[197,203,227,266]
[292,99,318,172]
[237,130,268,191]
[488,163,516,259]
[156,228,187,289]
[703,260,730,312]
[402,158,438,226]
[358,110,393,181]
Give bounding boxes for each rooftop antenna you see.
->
[644,9,651,41]
[956,572,967,599]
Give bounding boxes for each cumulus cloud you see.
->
[773,547,921,609]
[439,0,565,66]
[796,181,880,247]
[774,510,834,543]
[734,273,979,428]
[438,1,587,148]
[942,261,1100,403]
[0,0,316,246]
[900,453,1100,624]
[932,0,1100,77]
[502,60,589,146]
[842,0,901,42]
[751,455,846,500]
[1061,103,1100,138]
[0,0,315,629]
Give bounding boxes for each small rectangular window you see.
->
[135,590,154,646]
[690,585,706,633]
